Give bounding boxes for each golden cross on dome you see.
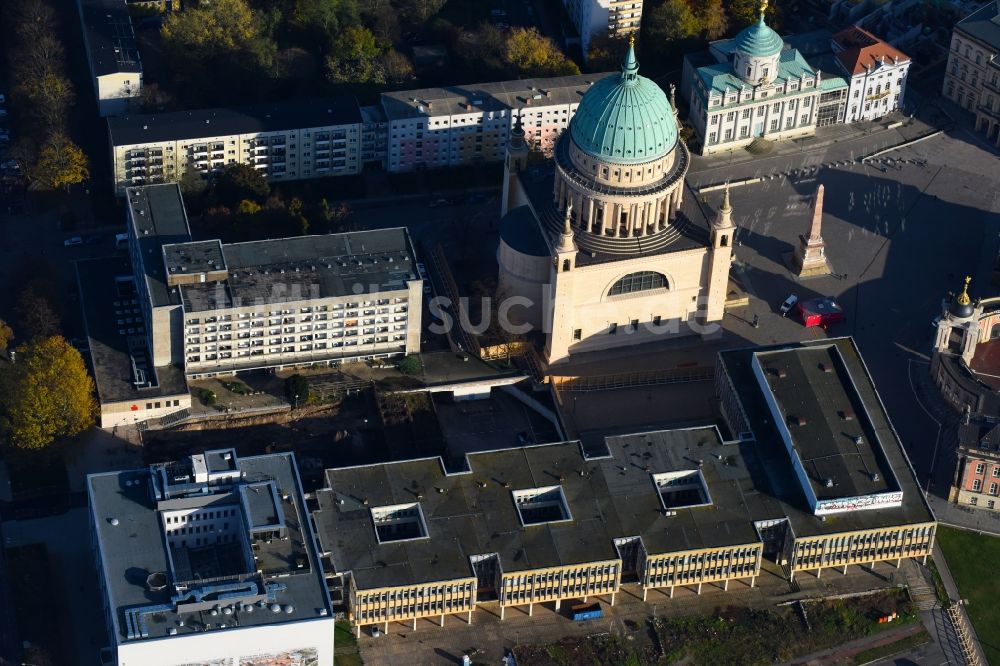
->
[957,275,972,306]
[628,33,635,47]
[760,0,768,16]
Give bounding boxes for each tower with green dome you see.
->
[733,1,784,85]
[497,39,735,364]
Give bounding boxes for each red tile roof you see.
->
[832,26,910,76]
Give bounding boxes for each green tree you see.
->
[394,0,446,25]
[585,34,629,71]
[15,287,60,341]
[31,134,88,191]
[398,354,422,375]
[1,336,96,450]
[325,25,384,84]
[726,0,781,31]
[0,320,13,351]
[291,0,360,39]
[693,0,728,39]
[381,49,415,84]
[237,199,262,215]
[504,27,581,77]
[647,0,702,44]
[214,163,271,206]
[285,374,310,406]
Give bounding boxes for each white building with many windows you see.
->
[832,26,911,123]
[124,184,423,381]
[687,11,830,154]
[77,0,142,116]
[108,98,363,195]
[943,0,1000,147]
[561,0,644,59]
[89,449,334,665]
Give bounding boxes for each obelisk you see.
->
[793,184,831,277]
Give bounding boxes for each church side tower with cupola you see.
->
[498,38,736,364]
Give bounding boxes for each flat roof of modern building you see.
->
[88,451,331,644]
[753,345,896,501]
[75,257,188,405]
[79,0,141,77]
[177,228,419,311]
[313,426,781,592]
[163,240,226,278]
[380,74,610,121]
[956,0,1000,48]
[108,97,363,146]
[718,338,935,537]
[127,184,192,308]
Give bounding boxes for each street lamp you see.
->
[294,393,299,410]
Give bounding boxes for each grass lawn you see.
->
[335,621,363,666]
[851,629,931,665]
[937,526,1000,665]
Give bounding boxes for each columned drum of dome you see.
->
[549,40,691,257]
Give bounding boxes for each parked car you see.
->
[797,297,845,328]
[779,294,798,317]
[63,236,83,247]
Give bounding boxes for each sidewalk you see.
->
[785,621,928,665]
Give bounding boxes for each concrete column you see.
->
[467,610,473,624]
[384,621,388,634]
[610,592,616,606]
[355,625,361,638]
[440,614,445,627]
[669,586,674,598]
[596,202,606,235]
[555,599,561,611]
[723,579,729,591]
[750,576,755,588]
[630,204,638,235]
[611,204,620,237]
[789,570,795,583]
[843,565,848,575]
[500,606,505,621]
[642,587,648,601]
[528,603,533,617]
[697,583,702,595]
[412,618,417,630]
[896,558,902,569]
[816,567,822,579]
[586,198,595,232]
[922,554,928,565]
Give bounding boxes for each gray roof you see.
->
[75,257,188,404]
[127,184,192,308]
[313,426,780,592]
[79,0,141,77]
[380,74,609,121]
[177,228,418,312]
[109,97,362,146]
[163,240,226,278]
[88,452,332,644]
[956,0,1000,48]
[718,338,936,538]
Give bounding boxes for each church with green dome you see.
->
[682,3,849,154]
[496,40,736,364]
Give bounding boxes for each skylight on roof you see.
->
[511,486,572,526]
[371,503,429,543]
[651,471,713,511]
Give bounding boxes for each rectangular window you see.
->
[973,479,982,491]
[991,482,998,496]
[630,319,639,331]
[977,462,986,474]
[573,329,582,340]
[609,323,618,335]
[653,316,661,326]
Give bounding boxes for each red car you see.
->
[797,297,845,328]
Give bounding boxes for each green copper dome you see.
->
[734,14,783,58]
[569,43,678,165]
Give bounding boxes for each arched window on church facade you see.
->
[608,271,669,297]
